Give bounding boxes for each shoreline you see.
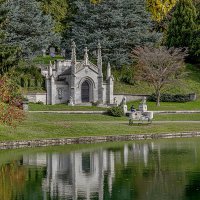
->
[1,131,200,150]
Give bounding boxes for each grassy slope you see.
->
[114,64,200,97]
[0,113,200,142]
[33,55,64,65]
[127,100,200,111]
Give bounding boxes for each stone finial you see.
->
[97,40,102,76]
[97,40,101,49]
[71,40,76,65]
[106,62,111,79]
[84,47,89,65]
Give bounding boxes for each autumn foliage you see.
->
[0,76,25,126]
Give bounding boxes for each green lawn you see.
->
[154,113,200,121]
[29,103,107,111]
[33,55,64,65]
[0,113,200,142]
[127,100,200,111]
[29,100,200,111]
[114,64,200,96]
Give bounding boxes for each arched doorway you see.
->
[81,81,90,102]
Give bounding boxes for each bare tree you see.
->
[132,46,188,106]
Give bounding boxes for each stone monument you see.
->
[122,96,127,114]
[139,97,147,112]
[68,96,74,106]
[113,97,118,106]
[50,47,55,57]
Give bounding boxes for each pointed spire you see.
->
[71,40,76,65]
[48,61,53,76]
[84,47,89,65]
[97,40,102,76]
[107,62,111,80]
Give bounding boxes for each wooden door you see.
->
[81,81,90,102]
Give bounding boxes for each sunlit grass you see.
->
[0,113,200,142]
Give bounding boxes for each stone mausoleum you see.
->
[41,41,114,105]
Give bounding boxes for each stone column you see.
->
[97,41,104,103]
[106,63,114,104]
[70,41,77,104]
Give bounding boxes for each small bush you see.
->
[36,101,44,105]
[148,93,191,103]
[107,106,124,117]
[91,100,101,106]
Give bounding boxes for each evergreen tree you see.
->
[2,0,59,58]
[0,2,21,75]
[63,0,160,67]
[166,0,198,52]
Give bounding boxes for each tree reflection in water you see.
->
[0,160,26,200]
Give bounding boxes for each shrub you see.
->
[148,93,191,103]
[0,76,25,126]
[91,101,101,106]
[107,106,124,117]
[36,101,44,105]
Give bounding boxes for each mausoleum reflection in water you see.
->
[1,139,200,200]
[22,143,151,199]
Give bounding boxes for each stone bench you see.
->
[128,111,153,125]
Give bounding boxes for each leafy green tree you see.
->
[37,0,69,33]
[146,0,177,22]
[2,0,59,58]
[63,0,160,67]
[166,0,199,56]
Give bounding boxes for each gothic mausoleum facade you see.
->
[41,42,114,105]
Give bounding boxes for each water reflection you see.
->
[1,139,200,200]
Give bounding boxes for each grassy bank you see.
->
[114,64,200,96]
[0,113,200,142]
[29,100,200,111]
[127,100,200,111]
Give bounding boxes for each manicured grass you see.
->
[0,113,200,142]
[114,64,200,96]
[29,100,200,111]
[154,113,200,121]
[33,55,64,65]
[29,103,107,111]
[127,100,200,111]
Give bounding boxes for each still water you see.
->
[1,138,200,200]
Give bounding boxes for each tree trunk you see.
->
[156,90,161,106]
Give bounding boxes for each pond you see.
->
[0,138,200,200]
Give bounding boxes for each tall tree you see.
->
[166,0,198,56]
[63,0,160,67]
[146,0,177,22]
[0,1,21,75]
[132,46,188,106]
[2,0,59,58]
[37,0,69,33]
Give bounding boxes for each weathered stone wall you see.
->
[114,94,150,105]
[26,93,47,104]
[55,81,69,104]
[0,132,200,150]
